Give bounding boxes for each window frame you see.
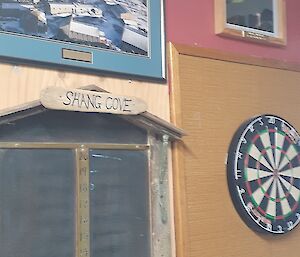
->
[0,140,173,257]
[214,0,287,46]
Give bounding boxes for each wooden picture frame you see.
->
[0,0,165,79]
[214,0,286,46]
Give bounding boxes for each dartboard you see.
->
[227,115,300,234]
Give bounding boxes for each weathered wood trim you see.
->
[0,142,149,150]
[75,147,90,257]
[149,134,173,257]
[171,43,300,72]
[168,43,190,257]
[0,85,185,141]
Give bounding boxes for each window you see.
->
[215,0,286,45]
[0,108,178,257]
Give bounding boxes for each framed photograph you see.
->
[214,0,286,46]
[0,0,165,79]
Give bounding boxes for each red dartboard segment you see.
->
[227,114,300,234]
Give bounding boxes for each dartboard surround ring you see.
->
[227,115,300,234]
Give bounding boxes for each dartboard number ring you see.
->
[227,115,300,234]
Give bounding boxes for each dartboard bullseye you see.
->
[227,115,300,234]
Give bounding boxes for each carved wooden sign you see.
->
[40,87,147,115]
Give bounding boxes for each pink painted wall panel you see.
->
[166,0,300,63]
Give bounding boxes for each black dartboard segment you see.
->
[227,115,300,234]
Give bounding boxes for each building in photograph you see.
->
[0,2,46,33]
[110,4,127,19]
[8,0,40,3]
[120,12,138,27]
[21,7,47,33]
[122,25,147,53]
[114,0,148,33]
[60,18,106,44]
[103,0,117,6]
[47,3,102,18]
[0,2,32,16]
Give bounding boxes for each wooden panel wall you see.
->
[169,44,300,257]
[0,62,169,120]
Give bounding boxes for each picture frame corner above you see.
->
[214,0,287,47]
[0,0,166,80]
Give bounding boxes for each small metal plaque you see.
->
[243,31,268,41]
[62,49,92,63]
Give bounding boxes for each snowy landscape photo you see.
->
[0,0,149,56]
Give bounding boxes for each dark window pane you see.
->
[0,110,147,144]
[226,0,274,33]
[0,149,75,257]
[89,149,150,257]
